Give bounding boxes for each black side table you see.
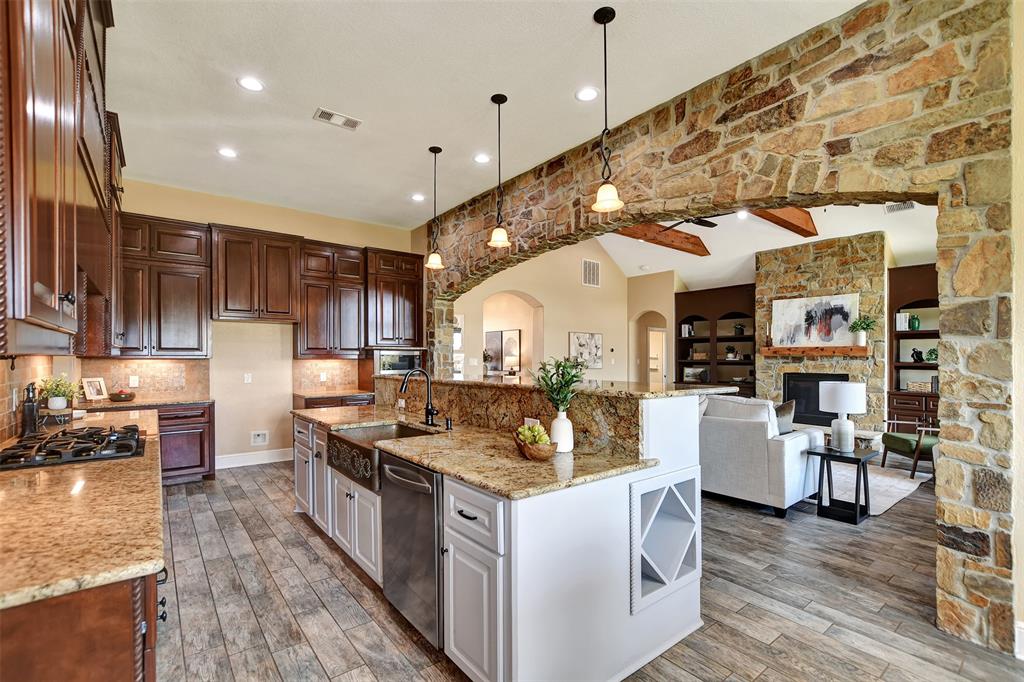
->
[808,447,880,525]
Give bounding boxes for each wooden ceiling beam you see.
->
[751,207,818,238]
[617,223,710,257]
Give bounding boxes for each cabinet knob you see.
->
[157,611,168,622]
[315,451,322,459]
[440,547,448,555]
[158,596,167,608]
[58,291,76,305]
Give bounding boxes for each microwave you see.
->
[374,349,424,375]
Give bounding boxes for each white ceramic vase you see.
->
[551,411,574,453]
[47,396,68,410]
[854,330,867,346]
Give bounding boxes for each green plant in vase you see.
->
[531,356,587,453]
[849,315,877,346]
[925,347,938,363]
[724,345,738,360]
[38,374,81,411]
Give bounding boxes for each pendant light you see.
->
[487,93,512,248]
[425,146,445,270]
[591,6,624,213]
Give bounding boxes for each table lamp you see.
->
[819,381,866,452]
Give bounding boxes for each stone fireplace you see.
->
[755,232,888,431]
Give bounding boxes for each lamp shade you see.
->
[818,381,866,415]
[487,226,511,248]
[592,182,624,212]
[424,252,444,270]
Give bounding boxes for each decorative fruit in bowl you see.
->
[514,423,557,461]
[109,390,136,403]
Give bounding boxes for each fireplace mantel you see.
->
[759,346,869,358]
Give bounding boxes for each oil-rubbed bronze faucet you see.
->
[400,368,439,427]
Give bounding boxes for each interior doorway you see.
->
[647,328,667,384]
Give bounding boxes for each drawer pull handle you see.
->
[457,509,478,521]
[161,411,205,420]
[156,567,168,585]
[158,596,167,608]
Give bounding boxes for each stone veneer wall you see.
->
[374,376,642,455]
[755,232,888,430]
[418,1,1016,653]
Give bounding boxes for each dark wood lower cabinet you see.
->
[158,403,215,482]
[0,573,158,681]
[292,394,375,409]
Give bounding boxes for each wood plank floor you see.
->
[158,459,1024,681]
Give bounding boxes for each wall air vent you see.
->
[312,107,363,131]
[582,259,601,288]
[883,201,915,214]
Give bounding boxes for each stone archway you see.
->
[422,0,1015,653]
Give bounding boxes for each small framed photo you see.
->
[82,377,108,400]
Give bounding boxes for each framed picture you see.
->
[82,377,108,400]
[569,331,603,369]
[771,293,859,347]
[501,329,521,374]
[484,331,503,374]
[683,367,708,383]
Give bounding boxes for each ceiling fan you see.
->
[665,217,718,229]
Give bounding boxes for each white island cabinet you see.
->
[293,418,313,514]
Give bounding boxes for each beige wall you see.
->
[1011,0,1023,633]
[454,239,629,381]
[122,179,413,250]
[481,292,542,373]
[627,270,681,382]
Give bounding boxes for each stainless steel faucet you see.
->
[400,368,439,427]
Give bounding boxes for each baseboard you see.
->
[1016,621,1024,660]
[216,448,292,470]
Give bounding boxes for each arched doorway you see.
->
[455,289,544,378]
[630,310,669,383]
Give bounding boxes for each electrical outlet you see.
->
[524,417,540,427]
[319,372,327,382]
[243,373,253,384]
[397,398,406,410]
[250,430,269,446]
[128,375,140,388]
[13,388,19,407]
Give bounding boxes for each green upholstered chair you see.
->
[880,419,938,478]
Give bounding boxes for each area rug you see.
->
[807,464,932,515]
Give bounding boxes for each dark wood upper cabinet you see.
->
[365,248,423,348]
[295,244,365,359]
[119,260,147,356]
[297,278,333,356]
[300,242,335,278]
[334,245,364,281]
[149,263,209,357]
[120,213,210,265]
[335,281,363,354]
[212,226,299,322]
[120,217,148,256]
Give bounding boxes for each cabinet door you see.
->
[334,282,363,355]
[159,423,212,478]
[56,4,77,329]
[297,279,333,357]
[300,243,334,278]
[213,229,259,319]
[371,276,401,346]
[109,208,122,348]
[260,238,299,320]
[398,278,422,346]
[351,488,382,585]
[330,471,352,554]
[334,246,364,282]
[120,216,149,257]
[149,263,209,357]
[149,223,209,264]
[444,530,504,682]
[119,261,148,356]
[294,443,311,514]
[311,431,331,534]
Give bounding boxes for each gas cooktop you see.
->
[0,425,144,471]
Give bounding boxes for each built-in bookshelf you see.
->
[675,284,755,397]
[888,264,939,433]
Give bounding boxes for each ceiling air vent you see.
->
[883,201,915,214]
[582,259,601,288]
[312,107,363,131]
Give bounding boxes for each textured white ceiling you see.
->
[107,0,859,229]
[597,203,940,290]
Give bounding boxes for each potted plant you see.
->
[849,315,877,346]
[531,356,587,453]
[724,345,738,360]
[38,374,80,411]
[925,347,939,363]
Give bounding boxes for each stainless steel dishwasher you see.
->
[381,452,443,648]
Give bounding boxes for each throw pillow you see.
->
[776,400,796,434]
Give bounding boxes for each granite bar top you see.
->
[293,389,374,399]
[84,394,212,410]
[373,373,738,399]
[0,410,165,610]
[291,406,657,500]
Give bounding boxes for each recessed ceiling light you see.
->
[736,209,749,220]
[575,86,600,102]
[217,147,238,159]
[237,76,264,92]
[411,193,425,202]
[639,265,651,271]
[474,153,491,164]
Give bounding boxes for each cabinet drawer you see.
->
[305,397,344,408]
[150,224,209,264]
[444,478,505,555]
[157,405,211,426]
[301,243,335,278]
[294,418,312,448]
[340,394,374,406]
[889,394,925,410]
[370,251,421,277]
[926,396,940,412]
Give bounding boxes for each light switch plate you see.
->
[319,372,327,382]
[243,373,253,384]
[128,375,140,388]
[524,417,540,427]
[397,398,406,409]
[250,430,269,446]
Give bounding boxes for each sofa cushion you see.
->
[776,400,795,434]
[704,395,779,437]
[882,431,939,455]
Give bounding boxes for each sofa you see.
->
[698,394,824,517]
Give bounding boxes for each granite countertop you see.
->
[84,394,212,410]
[0,410,165,610]
[373,373,738,399]
[291,406,657,500]
[293,389,374,399]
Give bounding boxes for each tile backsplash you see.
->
[293,359,358,392]
[78,358,210,401]
[0,356,54,441]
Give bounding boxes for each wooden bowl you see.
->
[109,391,136,402]
[514,433,557,462]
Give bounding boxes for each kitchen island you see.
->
[292,377,733,681]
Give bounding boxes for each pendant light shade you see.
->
[489,93,511,249]
[591,7,621,214]
[425,145,445,270]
